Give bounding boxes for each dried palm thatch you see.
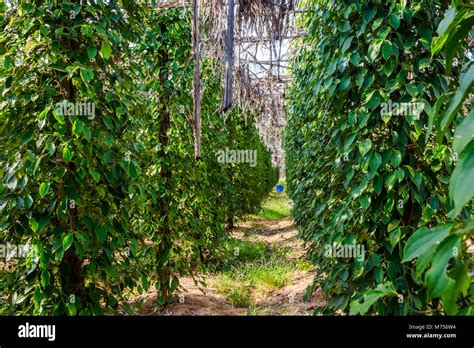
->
[151,0,192,9]
[154,0,306,172]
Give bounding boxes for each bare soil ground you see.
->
[132,217,326,316]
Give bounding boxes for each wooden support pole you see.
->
[221,0,235,112]
[191,0,201,159]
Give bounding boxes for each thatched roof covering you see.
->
[155,0,307,171]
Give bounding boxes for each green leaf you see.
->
[363,7,377,23]
[388,13,400,30]
[105,265,119,279]
[388,219,400,232]
[385,171,397,191]
[66,302,77,316]
[41,272,50,287]
[425,94,446,143]
[3,56,11,69]
[89,168,101,183]
[101,41,112,59]
[359,194,371,210]
[415,244,437,281]
[344,134,357,150]
[45,86,57,96]
[436,6,457,37]
[72,120,84,137]
[425,234,460,299]
[170,276,179,292]
[62,233,74,251]
[103,117,114,130]
[80,67,94,83]
[6,176,17,190]
[105,134,114,148]
[350,282,397,315]
[76,231,89,248]
[402,224,453,263]
[63,145,74,163]
[390,150,402,167]
[451,221,474,236]
[340,76,351,91]
[389,228,401,248]
[341,36,353,52]
[25,195,33,208]
[444,15,474,74]
[418,58,430,70]
[29,218,39,232]
[358,139,372,157]
[33,286,42,308]
[406,84,419,96]
[372,18,384,31]
[39,182,50,198]
[437,65,474,141]
[382,41,392,60]
[384,57,396,76]
[441,262,470,315]
[369,152,382,172]
[395,168,404,183]
[377,27,391,40]
[83,126,92,141]
[128,161,139,179]
[448,140,474,218]
[95,224,107,244]
[368,39,383,62]
[130,239,138,256]
[453,110,474,157]
[87,46,97,59]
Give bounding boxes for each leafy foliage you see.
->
[401,0,474,315]
[0,3,277,315]
[428,1,474,218]
[285,0,472,315]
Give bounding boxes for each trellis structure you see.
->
[155,0,307,173]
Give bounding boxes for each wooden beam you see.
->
[235,33,307,43]
[221,0,235,112]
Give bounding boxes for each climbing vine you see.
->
[286,0,472,315]
[0,2,277,315]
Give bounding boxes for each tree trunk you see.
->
[192,0,202,159]
[59,31,86,303]
[156,33,172,302]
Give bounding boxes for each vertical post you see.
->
[192,0,202,159]
[221,0,235,112]
[157,29,172,302]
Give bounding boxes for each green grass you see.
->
[227,287,252,307]
[213,191,309,309]
[246,261,293,289]
[247,304,271,316]
[225,239,270,262]
[257,192,291,220]
[296,259,313,272]
[213,246,296,307]
[215,259,294,293]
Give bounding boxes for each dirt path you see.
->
[133,217,326,316]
